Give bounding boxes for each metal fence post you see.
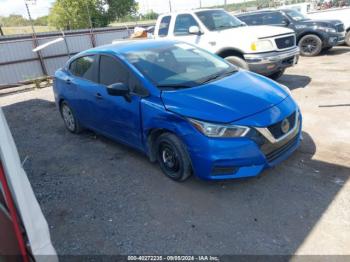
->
[32,35,48,76]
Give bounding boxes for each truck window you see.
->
[262,12,286,25]
[174,14,199,35]
[158,16,171,37]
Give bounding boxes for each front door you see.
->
[93,54,143,149]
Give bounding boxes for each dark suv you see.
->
[237,9,345,56]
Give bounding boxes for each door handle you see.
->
[95,93,103,99]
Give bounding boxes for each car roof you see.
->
[236,9,280,17]
[79,39,182,56]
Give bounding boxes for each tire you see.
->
[345,31,350,47]
[60,101,82,133]
[298,34,323,56]
[224,56,249,70]
[155,133,192,182]
[268,69,285,80]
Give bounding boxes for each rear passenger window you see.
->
[238,14,263,25]
[69,55,96,81]
[174,14,198,35]
[262,12,286,25]
[158,16,171,37]
[99,55,128,86]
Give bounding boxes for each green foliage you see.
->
[104,0,137,22]
[0,15,30,26]
[0,14,48,27]
[33,15,48,26]
[142,10,159,20]
[48,0,137,30]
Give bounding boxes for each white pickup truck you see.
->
[154,9,300,79]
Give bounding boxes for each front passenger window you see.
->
[99,55,128,86]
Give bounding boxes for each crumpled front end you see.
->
[182,96,302,180]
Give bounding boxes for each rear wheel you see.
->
[60,101,82,133]
[156,133,192,182]
[224,56,249,70]
[345,31,350,46]
[268,69,285,80]
[298,34,323,56]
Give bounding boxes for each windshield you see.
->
[284,9,309,21]
[123,43,236,88]
[195,10,245,31]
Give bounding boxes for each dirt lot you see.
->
[1,46,350,256]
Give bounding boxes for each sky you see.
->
[0,0,243,18]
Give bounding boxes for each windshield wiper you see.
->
[157,84,192,89]
[198,68,238,85]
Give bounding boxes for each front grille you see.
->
[265,134,299,162]
[275,35,295,49]
[336,23,345,32]
[267,112,296,139]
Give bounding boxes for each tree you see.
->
[48,0,137,30]
[103,0,137,22]
[34,16,48,26]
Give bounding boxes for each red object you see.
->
[0,162,29,262]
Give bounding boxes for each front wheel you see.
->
[224,56,249,70]
[345,31,350,46]
[156,133,192,182]
[298,34,323,56]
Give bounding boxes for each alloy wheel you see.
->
[61,104,76,132]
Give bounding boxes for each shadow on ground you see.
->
[2,98,349,255]
[277,74,311,90]
[321,46,350,56]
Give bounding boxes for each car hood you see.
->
[215,25,294,40]
[300,19,342,27]
[161,71,289,123]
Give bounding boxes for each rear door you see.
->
[65,55,100,128]
[93,54,143,149]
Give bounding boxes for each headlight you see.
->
[316,26,336,33]
[251,40,273,52]
[188,118,250,137]
[279,83,292,96]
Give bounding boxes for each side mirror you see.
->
[282,19,290,26]
[107,82,129,97]
[189,26,202,35]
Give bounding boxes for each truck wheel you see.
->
[345,31,350,46]
[156,133,192,182]
[268,69,285,80]
[224,56,249,70]
[298,34,323,56]
[60,101,83,133]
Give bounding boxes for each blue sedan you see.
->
[53,40,302,181]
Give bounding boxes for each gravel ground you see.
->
[0,46,350,256]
